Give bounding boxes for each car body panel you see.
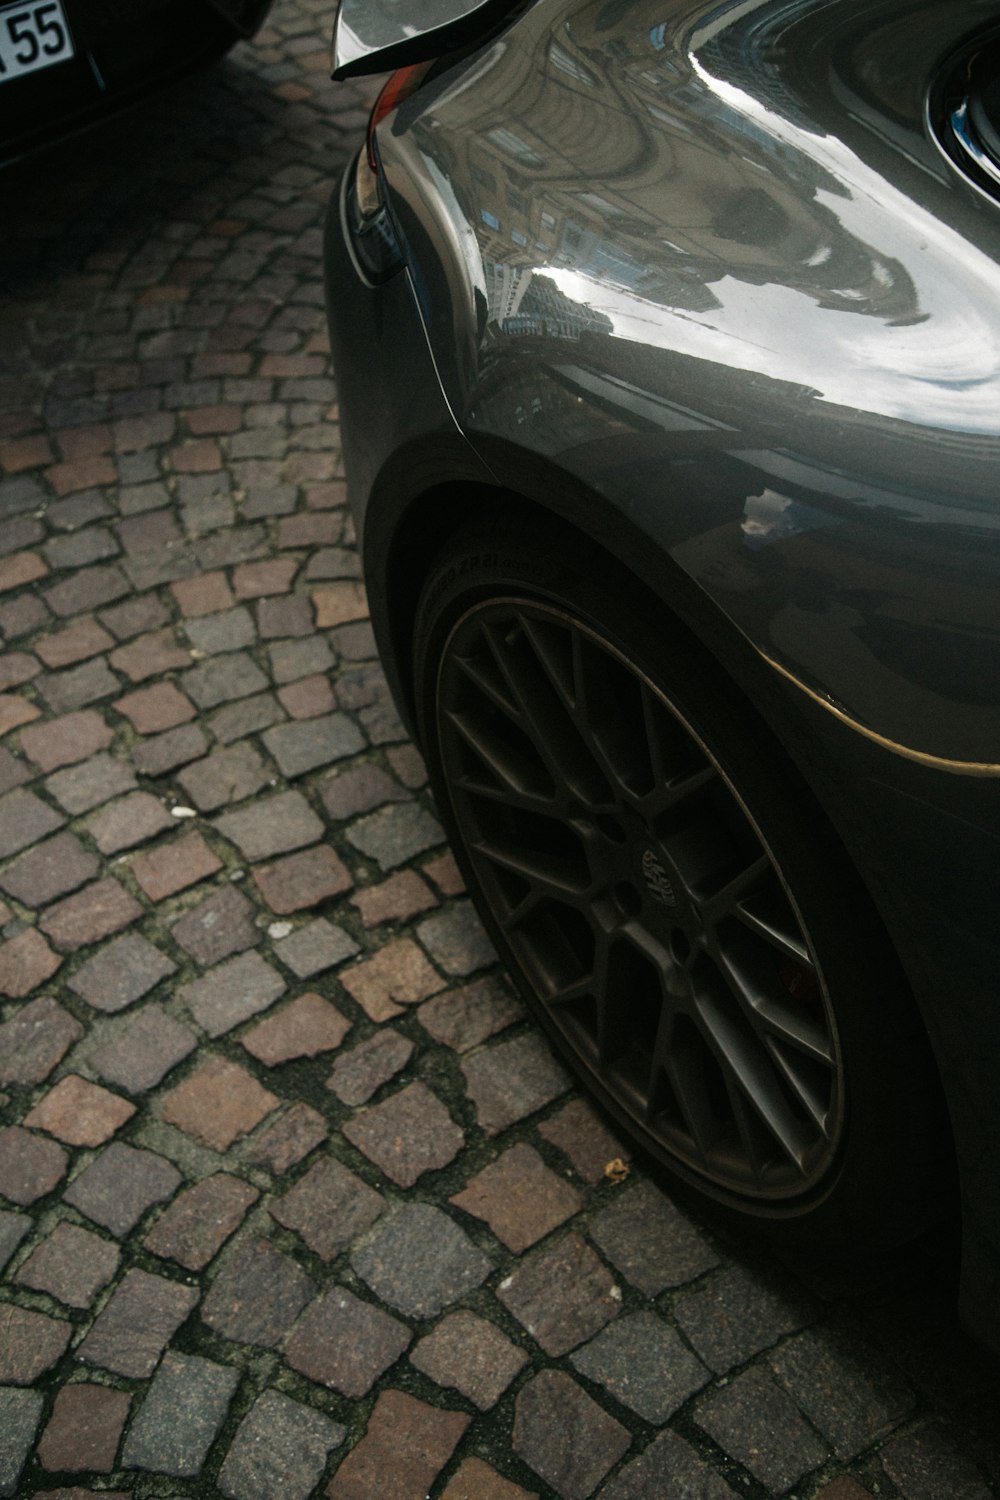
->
[326,0,1000,1346]
[0,0,271,165]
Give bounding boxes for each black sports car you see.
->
[0,0,272,164]
[324,0,1000,1351]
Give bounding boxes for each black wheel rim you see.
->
[435,598,845,1203]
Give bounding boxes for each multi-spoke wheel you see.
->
[414,516,950,1239]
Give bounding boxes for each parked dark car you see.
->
[0,0,272,164]
[324,0,1000,1349]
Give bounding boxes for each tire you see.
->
[413,510,951,1247]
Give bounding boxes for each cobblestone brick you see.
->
[588,1179,718,1297]
[64,1141,182,1235]
[89,790,174,852]
[880,1422,993,1500]
[326,1389,469,1500]
[233,557,298,598]
[241,990,350,1064]
[36,617,115,669]
[573,1311,708,1423]
[286,1286,411,1397]
[0,652,40,692]
[0,830,99,906]
[452,1143,581,1253]
[172,571,234,617]
[352,1203,492,1319]
[184,605,256,654]
[145,1172,259,1270]
[418,901,496,977]
[0,787,65,858]
[461,1031,570,1136]
[770,1326,915,1461]
[498,1234,621,1356]
[40,876,142,952]
[162,1055,278,1149]
[170,882,258,966]
[257,593,314,639]
[121,1349,239,1478]
[210,690,286,745]
[341,938,443,1021]
[411,1310,528,1410]
[88,1003,196,1092]
[0,924,62,996]
[37,1383,130,1475]
[0,1210,30,1271]
[248,1102,328,1174]
[326,1027,412,1105]
[273,916,358,977]
[347,802,444,869]
[269,634,334,685]
[218,1389,346,1500]
[179,950,285,1038]
[0,551,47,592]
[0,693,39,734]
[320,763,408,820]
[312,580,368,629]
[46,752,136,813]
[202,1236,316,1347]
[0,996,82,1085]
[214,788,324,859]
[271,1153,384,1261]
[108,629,191,683]
[673,1265,811,1374]
[598,1430,735,1500]
[352,870,436,928]
[0,593,48,640]
[278,671,336,718]
[24,1074,135,1145]
[0,1387,43,1497]
[186,650,269,708]
[537,1098,630,1186]
[440,1459,537,1500]
[390,744,431,792]
[76,1268,198,1377]
[70,931,177,1012]
[44,564,130,618]
[133,722,209,775]
[175,742,270,811]
[0,1305,72,1383]
[513,1370,630,1500]
[0,746,30,796]
[20,709,114,772]
[694,1366,828,1492]
[116,680,196,732]
[100,591,169,640]
[253,843,353,916]
[15,1220,120,1308]
[130,831,222,901]
[0,1126,68,1204]
[344,1081,463,1187]
[261,711,363,778]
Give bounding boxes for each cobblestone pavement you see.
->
[1,5,1000,1497]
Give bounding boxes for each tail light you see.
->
[347,64,430,282]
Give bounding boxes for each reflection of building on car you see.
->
[0,0,273,165]
[325,0,1000,1353]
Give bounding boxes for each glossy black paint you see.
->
[325,0,1000,1347]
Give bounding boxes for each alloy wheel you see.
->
[435,598,845,1202]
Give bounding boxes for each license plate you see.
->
[0,0,74,83]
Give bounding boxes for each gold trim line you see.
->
[759,650,1000,778]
